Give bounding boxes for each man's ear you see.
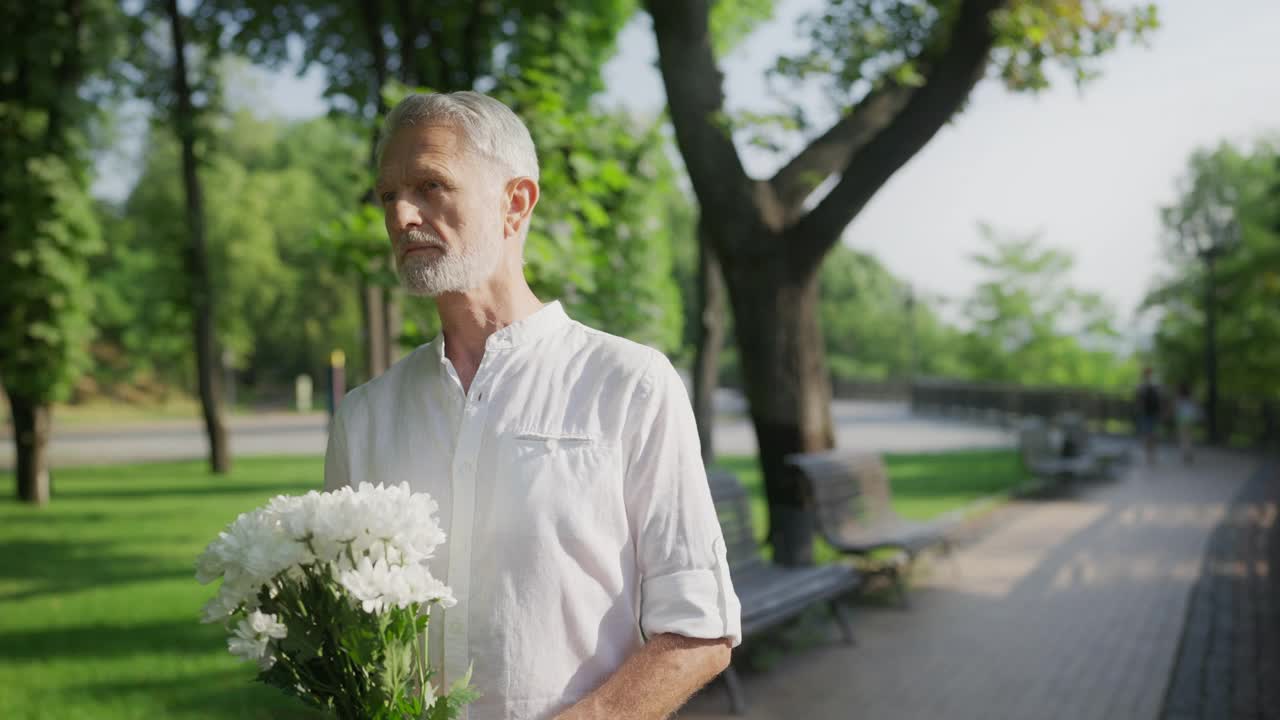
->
[504,176,540,241]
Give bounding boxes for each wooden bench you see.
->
[787,450,959,607]
[1018,418,1103,485]
[708,469,861,715]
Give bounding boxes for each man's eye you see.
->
[423,181,442,192]
[379,191,395,204]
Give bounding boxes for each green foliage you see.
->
[0,0,125,405]
[468,5,688,352]
[990,0,1160,90]
[199,0,635,109]
[710,0,778,57]
[93,111,369,392]
[957,225,1136,389]
[200,1,686,363]
[773,0,1156,110]
[717,238,1134,392]
[369,6,688,354]
[500,83,687,353]
[252,565,472,720]
[1143,140,1280,399]
[0,156,104,402]
[819,245,965,381]
[728,0,1158,158]
[774,0,949,110]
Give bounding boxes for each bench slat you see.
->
[706,468,860,630]
[787,450,953,557]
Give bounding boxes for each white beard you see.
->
[395,229,503,297]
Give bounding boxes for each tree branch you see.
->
[770,81,917,220]
[789,0,1006,269]
[645,0,757,231]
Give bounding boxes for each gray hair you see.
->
[376,92,539,181]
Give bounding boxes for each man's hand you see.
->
[554,633,732,720]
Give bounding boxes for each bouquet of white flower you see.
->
[196,481,476,720]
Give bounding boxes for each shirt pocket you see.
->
[494,431,620,540]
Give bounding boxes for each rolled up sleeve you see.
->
[625,352,742,648]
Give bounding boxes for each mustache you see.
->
[396,229,446,252]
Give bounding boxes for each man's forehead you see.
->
[378,124,464,174]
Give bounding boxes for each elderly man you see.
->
[324,91,741,720]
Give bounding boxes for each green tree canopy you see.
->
[819,245,965,382]
[1142,140,1280,399]
[94,109,368,396]
[1,0,126,502]
[959,224,1135,389]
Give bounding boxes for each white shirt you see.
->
[324,301,742,720]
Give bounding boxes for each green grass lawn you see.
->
[0,457,329,720]
[0,449,1027,719]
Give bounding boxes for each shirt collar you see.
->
[429,300,570,361]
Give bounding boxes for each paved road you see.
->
[0,399,1014,469]
[680,448,1261,720]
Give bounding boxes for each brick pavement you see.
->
[1160,458,1280,720]
[681,448,1261,720]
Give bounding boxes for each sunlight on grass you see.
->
[0,457,328,720]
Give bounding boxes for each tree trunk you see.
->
[10,395,51,505]
[362,281,389,380]
[692,218,726,463]
[646,0,1005,566]
[385,290,402,364]
[166,0,230,473]
[359,0,395,380]
[728,256,834,566]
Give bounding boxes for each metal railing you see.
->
[904,378,1278,449]
[725,374,1278,448]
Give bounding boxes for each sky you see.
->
[98,0,1280,334]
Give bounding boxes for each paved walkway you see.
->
[1161,457,1280,720]
[682,448,1263,720]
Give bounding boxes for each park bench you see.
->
[1058,411,1132,477]
[787,450,960,607]
[707,468,861,715]
[1017,417,1103,486]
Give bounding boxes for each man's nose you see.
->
[391,199,423,235]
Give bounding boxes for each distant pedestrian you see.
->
[1135,367,1162,464]
[1175,382,1200,465]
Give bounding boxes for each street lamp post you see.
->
[1177,197,1240,445]
[903,284,918,386]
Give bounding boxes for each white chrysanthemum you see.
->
[197,508,305,589]
[338,556,455,615]
[196,506,309,622]
[339,556,392,613]
[197,479,457,684]
[228,610,287,669]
